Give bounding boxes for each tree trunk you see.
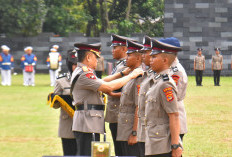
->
[126,0,132,20]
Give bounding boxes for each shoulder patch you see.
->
[56,73,67,79]
[162,74,169,81]
[163,87,174,102]
[85,73,96,79]
[171,75,180,85]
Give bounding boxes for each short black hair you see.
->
[77,50,89,62]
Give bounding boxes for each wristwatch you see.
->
[132,131,137,136]
[171,143,181,149]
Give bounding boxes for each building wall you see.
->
[164,0,232,75]
[0,33,142,73]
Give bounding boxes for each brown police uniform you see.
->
[116,66,142,156]
[145,69,179,155]
[95,56,104,78]
[53,73,77,155]
[71,63,105,155]
[171,59,188,139]
[194,54,205,86]
[212,53,223,86]
[105,59,126,123]
[137,68,154,143]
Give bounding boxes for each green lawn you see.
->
[0,74,231,157]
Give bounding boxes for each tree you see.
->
[0,0,47,36]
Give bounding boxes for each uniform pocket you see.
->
[148,124,168,138]
[89,110,103,118]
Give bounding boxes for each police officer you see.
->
[105,34,133,156]
[137,35,153,157]
[21,46,37,86]
[145,38,182,157]
[52,49,78,156]
[212,48,223,86]
[71,43,143,156]
[170,48,188,141]
[0,45,14,86]
[116,40,143,156]
[47,48,62,86]
[194,48,205,86]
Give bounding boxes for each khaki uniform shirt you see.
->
[194,55,205,70]
[95,56,104,71]
[53,73,75,139]
[71,63,105,134]
[116,66,143,141]
[105,59,126,123]
[171,59,188,134]
[145,69,179,155]
[212,54,223,70]
[137,68,154,142]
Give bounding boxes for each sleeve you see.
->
[134,77,142,106]
[0,55,2,67]
[33,55,37,65]
[46,56,50,66]
[53,80,63,109]
[78,71,104,92]
[11,56,14,68]
[21,56,25,68]
[159,82,178,113]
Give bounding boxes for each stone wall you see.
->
[164,0,232,76]
[0,33,142,74]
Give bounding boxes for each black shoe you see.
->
[200,84,203,86]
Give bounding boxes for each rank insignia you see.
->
[82,66,89,72]
[163,87,174,102]
[171,75,180,85]
[86,73,96,79]
[137,85,140,95]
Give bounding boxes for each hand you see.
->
[172,147,182,157]
[128,134,137,145]
[32,63,35,66]
[122,67,132,75]
[129,68,144,79]
[24,62,28,66]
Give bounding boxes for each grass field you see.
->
[0,74,231,157]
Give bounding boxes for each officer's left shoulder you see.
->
[56,73,67,79]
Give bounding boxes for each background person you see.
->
[21,46,37,86]
[47,48,62,86]
[95,51,104,78]
[0,45,14,86]
[212,48,223,86]
[194,48,205,86]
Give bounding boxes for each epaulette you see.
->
[154,74,161,80]
[162,74,169,81]
[122,59,126,66]
[56,73,67,79]
[171,66,179,72]
[148,69,153,73]
[82,66,92,72]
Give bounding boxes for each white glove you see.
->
[32,63,35,66]
[59,62,62,66]
[24,62,28,66]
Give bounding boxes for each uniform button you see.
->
[144,92,146,94]
[145,115,146,117]
[156,132,159,135]
[154,99,157,102]
[114,104,117,107]
[145,101,147,103]
[126,120,128,122]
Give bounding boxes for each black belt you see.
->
[75,104,105,111]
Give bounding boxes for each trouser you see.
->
[109,123,123,156]
[1,69,11,86]
[73,131,100,156]
[61,138,77,156]
[49,69,59,86]
[195,70,203,85]
[213,70,221,85]
[121,141,140,156]
[146,152,172,157]
[138,142,145,157]
[95,71,103,79]
[23,70,35,86]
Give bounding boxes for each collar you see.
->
[171,58,179,67]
